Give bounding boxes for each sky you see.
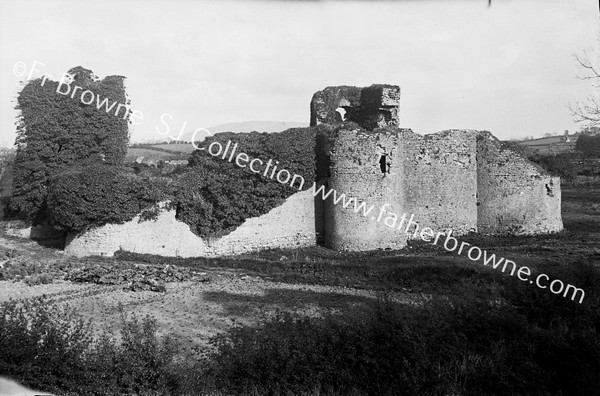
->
[0,0,598,147]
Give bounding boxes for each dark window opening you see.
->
[379,155,387,174]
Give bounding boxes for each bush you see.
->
[47,164,171,233]
[0,297,185,396]
[575,134,600,158]
[0,297,93,393]
[84,308,182,396]
[529,152,582,182]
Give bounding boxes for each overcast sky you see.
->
[0,0,598,146]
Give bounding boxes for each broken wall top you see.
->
[310,84,400,130]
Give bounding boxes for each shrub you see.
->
[84,308,182,396]
[47,164,171,233]
[529,152,582,182]
[0,298,185,396]
[0,297,93,393]
[575,134,600,158]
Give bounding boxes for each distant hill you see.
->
[208,120,308,134]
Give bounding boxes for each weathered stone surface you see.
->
[63,84,562,257]
[476,132,563,234]
[323,126,562,251]
[310,85,400,130]
[64,189,316,258]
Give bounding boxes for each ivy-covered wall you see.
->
[9,66,130,223]
[46,126,333,240]
[47,164,170,234]
[179,125,332,237]
[9,63,331,240]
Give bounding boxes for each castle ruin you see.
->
[64,84,563,257]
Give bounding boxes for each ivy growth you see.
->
[8,66,130,223]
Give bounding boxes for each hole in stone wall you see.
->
[545,184,554,197]
[379,155,388,174]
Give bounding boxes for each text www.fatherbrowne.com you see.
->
[202,139,586,304]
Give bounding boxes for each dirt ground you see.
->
[0,183,598,354]
[0,234,414,354]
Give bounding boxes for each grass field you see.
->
[148,143,198,153]
[0,183,598,395]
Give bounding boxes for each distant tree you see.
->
[543,133,554,137]
[575,134,600,158]
[8,66,130,222]
[570,38,600,126]
[529,152,581,182]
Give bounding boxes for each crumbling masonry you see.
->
[64,84,562,257]
[312,85,562,251]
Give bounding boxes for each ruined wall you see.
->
[476,132,563,234]
[323,126,562,252]
[324,127,408,251]
[310,85,400,130]
[323,127,479,251]
[403,130,478,236]
[65,189,316,257]
[63,84,563,257]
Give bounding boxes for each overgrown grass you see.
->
[2,277,600,396]
[207,258,600,396]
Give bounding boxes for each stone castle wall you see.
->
[65,189,316,257]
[63,84,563,257]
[402,130,478,236]
[322,127,562,251]
[476,132,563,234]
[324,128,408,251]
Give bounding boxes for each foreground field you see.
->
[0,184,598,395]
